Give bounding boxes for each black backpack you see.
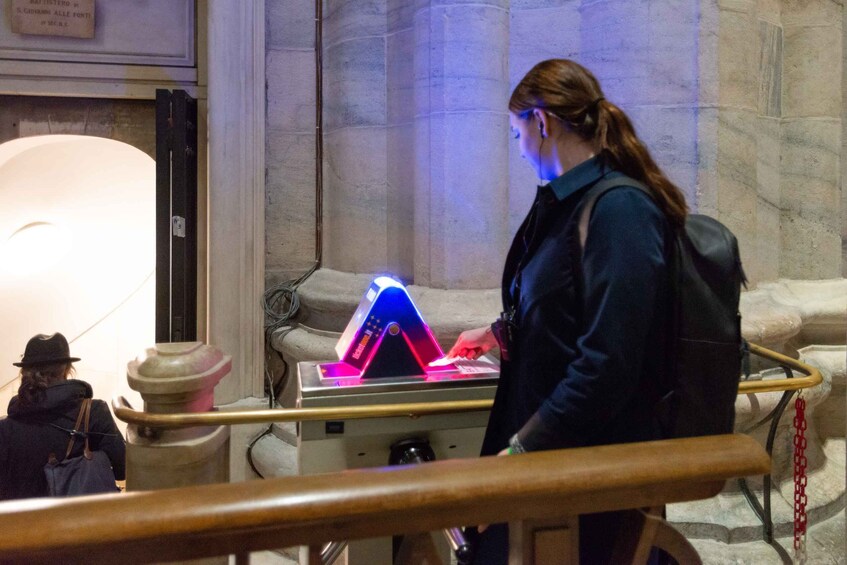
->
[576,176,747,438]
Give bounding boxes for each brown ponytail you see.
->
[509,59,688,229]
[17,363,73,406]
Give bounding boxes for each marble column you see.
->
[693,0,844,286]
[508,1,582,231]
[780,0,843,280]
[319,0,512,288]
[843,0,847,277]
[755,0,783,283]
[207,0,266,403]
[699,0,762,282]
[412,0,511,289]
[580,0,701,206]
[265,0,318,280]
[321,1,393,276]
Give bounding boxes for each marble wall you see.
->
[321,1,392,277]
[265,0,318,284]
[507,1,581,236]
[412,1,511,288]
[843,0,847,278]
[699,0,844,285]
[265,0,845,289]
[779,0,842,280]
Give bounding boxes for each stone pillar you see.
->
[207,0,266,402]
[387,2,417,281]
[720,0,759,284]
[779,1,843,280]
[265,0,318,280]
[843,0,847,278]
[508,2,582,231]
[320,0,511,288]
[580,0,701,203]
[413,0,510,289]
[696,0,763,282]
[754,0,783,284]
[125,342,232,491]
[321,1,393,276]
[273,1,511,406]
[690,0,844,286]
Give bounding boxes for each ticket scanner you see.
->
[297,276,499,564]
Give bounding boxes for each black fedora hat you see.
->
[13,333,80,368]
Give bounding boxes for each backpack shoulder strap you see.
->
[577,176,651,251]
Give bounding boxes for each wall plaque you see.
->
[11,0,95,39]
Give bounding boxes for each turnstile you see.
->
[296,359,498,564]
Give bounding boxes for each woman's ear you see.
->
[533,109,550,138]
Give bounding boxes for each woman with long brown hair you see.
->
[448,59,687,563]
[0,333,125,499]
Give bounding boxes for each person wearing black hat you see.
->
[0,333,126,500]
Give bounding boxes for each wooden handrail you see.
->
[0,434,769,564]
[112,342,821,428]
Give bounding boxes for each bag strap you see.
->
[63,398,93,460]
[577,176,683,408]
[82,398,93,458]
[63,399,87,459]
[577,176,651,251]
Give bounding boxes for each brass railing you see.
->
[109,341,819,547]
[112,342,821,429]
[0,434,770,564]
[739,343,821,393]
[112,397,494,428]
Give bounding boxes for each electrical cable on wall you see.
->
[251,256,319,479]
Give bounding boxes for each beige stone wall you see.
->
[265,1,845,289]
[265,0,318,285]
[843,0,847,277]
[702,0,843,286]
[780,0,842,281]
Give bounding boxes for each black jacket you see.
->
[473,157,674,565]
[481,157,672,456]
[0,379,126,500]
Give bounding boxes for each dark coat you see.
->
[0,379,126,500]
[474,157,673,565]
[482,158,671,456]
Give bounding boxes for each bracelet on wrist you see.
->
[508,433,527,455]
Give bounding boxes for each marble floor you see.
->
[690,510,845,565]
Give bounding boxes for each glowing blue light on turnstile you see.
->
[319,276,449,380]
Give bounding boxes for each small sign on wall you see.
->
[11,0,95,39]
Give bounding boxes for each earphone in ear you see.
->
[538,122,545,138]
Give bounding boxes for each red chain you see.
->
[793,395,808,562]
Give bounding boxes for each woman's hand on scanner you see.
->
[447,325,497,359]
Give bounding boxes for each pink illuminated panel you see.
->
[319,276,451,380]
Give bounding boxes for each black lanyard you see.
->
[509,197,544,321]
